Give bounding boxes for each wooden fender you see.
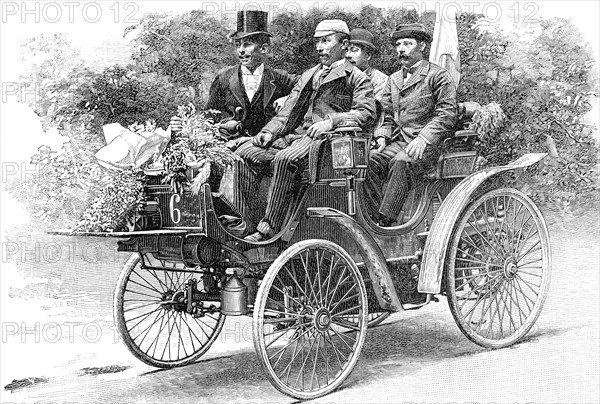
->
[418,153,547,294]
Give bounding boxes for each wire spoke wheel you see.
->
[114,253,225,368]
[446,188,551,348]
[253,240,368,400]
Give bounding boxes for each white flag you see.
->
[429,12,461,86]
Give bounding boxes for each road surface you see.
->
[1,212,598,403]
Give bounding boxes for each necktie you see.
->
[402,65,418,79]
[314,65,331,88]
[244,72,258,101]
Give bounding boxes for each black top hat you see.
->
[391,23,432,43]
[229,11,272,40]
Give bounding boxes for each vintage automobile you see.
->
[54,103,551,400]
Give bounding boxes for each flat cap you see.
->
[314,19,349,38]
[391,23,432,43]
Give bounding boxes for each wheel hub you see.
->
[314,307,331,332]
[161,290,186,311]
[503,257,518,278]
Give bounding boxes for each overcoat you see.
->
[261,59,376,139]
[205,64,298,136]
[374,60,456,145]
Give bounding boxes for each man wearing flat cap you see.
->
[367,23,457,226]
[235,19,376,241]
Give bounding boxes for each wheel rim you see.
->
[366,311,390,327]
[115,253,225,368]
[447,188,551,348]
[254,240,368,399]
[345,311,390,328]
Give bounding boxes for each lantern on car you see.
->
[330,121,368,170]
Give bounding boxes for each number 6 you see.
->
[169,194,181,224]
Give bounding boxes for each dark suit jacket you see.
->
[374,60,457,145]
[261,60,376,139]
[205,64,298,136]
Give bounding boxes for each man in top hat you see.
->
[169,11,297,220]
[235,19,376,241]
[170,10,297,146]
[367,23,457,226]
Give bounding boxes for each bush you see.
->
[456,15,599,213]
[8,6,600,228]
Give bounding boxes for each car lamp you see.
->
[330,121,368,170]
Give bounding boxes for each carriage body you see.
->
[57,105,551,400]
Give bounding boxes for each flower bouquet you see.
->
[75,104,238,232]
[470,101,506,139]
[161,104,239,194]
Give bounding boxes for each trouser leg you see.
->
[207,165,223,194]
[260,137,312,233]
[364,146,395,220]
[365,142,405,220]
[379,158,413,220]
[233,142,280,232]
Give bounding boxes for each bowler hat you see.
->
[314,19,350,38]
[349,28,377,52]
[391,23,432,43]
[229,11,272,40]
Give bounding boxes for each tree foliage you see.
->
[269,6,418,75]
[456,16,599,213]
[8,7,600,227]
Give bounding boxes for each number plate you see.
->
[146,185,204,229]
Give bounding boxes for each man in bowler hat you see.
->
[367,23,457,226]
[235,19,376,241]
[345,28,392,219]
[345,28,388,101]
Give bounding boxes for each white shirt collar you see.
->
[241,63,264,76]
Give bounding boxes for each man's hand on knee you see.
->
[406,137,427,160]
[252,131,273,148]
[306,119,332,139]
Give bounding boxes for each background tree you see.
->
[7,6,599,228]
